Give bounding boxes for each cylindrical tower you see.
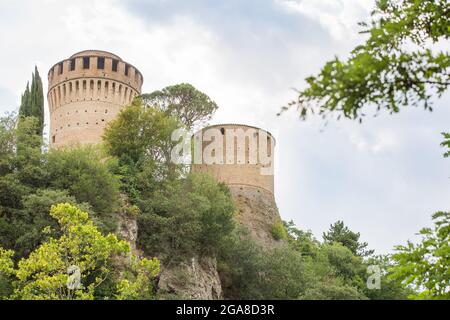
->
[47,50,143,147]
[192,124,282,247]
[192,124,275,194]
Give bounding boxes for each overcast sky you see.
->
[0,0,449,254]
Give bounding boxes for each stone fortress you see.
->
[192,124,280,246]
[47,50,281,247]
[47,50,143,148]
[192,124,275,195]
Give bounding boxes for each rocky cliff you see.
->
[230,185,283,248]
[157,256,222,300]
[115,184,283,299]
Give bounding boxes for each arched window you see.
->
[105,81,109,99]
[90,80,94,99]
[97,80,102,99]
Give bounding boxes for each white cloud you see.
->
[276,0,373,41]
[347,128,400,154]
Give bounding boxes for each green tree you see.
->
[19,83,31,118]
[19,66,44,135]
[46,146,120,227]
[103,100,185,204]
[103,100,181,168]
[389,211,450,299]
[219,224,371,300]
[0,115,48,258]
[138,173,235,259]
[14,116,46,186]
[323,221,374,257]
[271,221,287,240]
[301,282,367,300]
[363,255,413,300]
[9,189,89,259]
[442,132,450,157]
[218,230,313,300]
[284,0,449,121]
[0,114,124,262]
[0,113,16,175]
[284,220,320,257]
[141,83,218,129]
[282,221,410,299]
[0,203,160,300]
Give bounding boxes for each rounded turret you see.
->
[191,124,275,194]
[192,123,280,247]
[47,50,143,147]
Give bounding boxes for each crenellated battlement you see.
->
[48,52,143,91]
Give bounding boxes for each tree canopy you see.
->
[141,83,218,129]
[389,211,450,299]
[283,0,449,121]
[0,203,160,300]
[323,220,374,257]
[19,66,44,135]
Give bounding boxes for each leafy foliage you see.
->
[363,255,414,300]
[284,0,449,121]
[104,100,180,166]
[442,132,450,158]
[218,230,312,300]
[141,83,218,129]
[0,115,122,260]
[0,204,160,300]
[271,221,287,240]
[389,211,450,299]
[46,146,121,225]
[10,189,88,258]
[219,227,374,300]
[19,66,44,136]
[323,220,374,257]
[138,173,235,259]
[15,116,46,186]
[0,114,16,176]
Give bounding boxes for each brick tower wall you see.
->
[47,50,143,147]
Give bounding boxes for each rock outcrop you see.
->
[230,185,283,248]
[157,256,222,300]
[114,184,283,300]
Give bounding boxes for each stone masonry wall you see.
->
[47,50,143,148]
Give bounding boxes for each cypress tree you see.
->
[30,66,44,135]
[19,82,31,117]
[18,66,44,136]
